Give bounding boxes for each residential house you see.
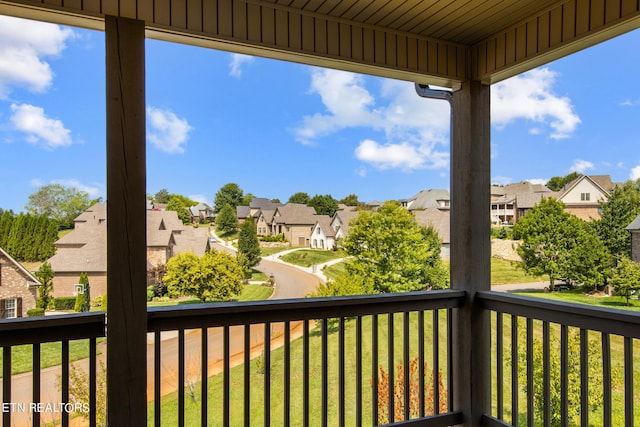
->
[249,197,281,217]
[0,247,40,319]
[401,189,451,211]
[554,174,614,221]
[331,206,359,241]
[48,203,210,297]
[271,203,318,246]
[236,205,251,224]
[413,208,451,258]
[189,202,215,223]
[255,209,277,236]
[310,216,336,250]
[627,214,640,264]
[490,181,551,224]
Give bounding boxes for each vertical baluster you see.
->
[372,314,379,426]
[201,327,208,427]
[447,309,453,413]
[403,311,409,421]
[155,331,161,427]
[3,346,12,427]
[526,318,533,427]
[244,325,250,427]
[496,312,503,420]
[602,333,611,427]
[62,341,69,427]
[223,325,230,427]
[542,321,550,427]
[339,317,345,427]
[303,319,310,427]
[418,310,425,418]
[33,343,41,427]
[178,329,185,427]
[356,316,363,427]
[322,318,328,427]
[580,329,588,426]
[433,309,440,415]
[560,325,568,427]
[284,321,291,427]
[387,313,394,423]
[265,322,271,427]
[511,315,518,426]
[89,338,96,427]
[624,337,634,427]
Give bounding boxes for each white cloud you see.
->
[355,167,367,177]
[0,16,75,98]
[10,103,72,148]
[570,159,595,174]
[491,176,512,186]
[492,68,581,139]
[189,194,208,204]
[52,178,102,198]
[295,68,450,170]
[229,54,254,78]
[621,99,640,107]
[631,165,640,181]
[526,178,549,186]
[147,106,193,154]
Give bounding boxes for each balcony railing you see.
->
[2,290,640,426]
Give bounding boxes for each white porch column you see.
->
[105,15,147,426]
[450,80,491,426]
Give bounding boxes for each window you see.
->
[316,227,321,234]
[1,298,20,319]
[581,193,591,201]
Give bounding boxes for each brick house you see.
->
[0,247,40,319]
[627,214,640,264]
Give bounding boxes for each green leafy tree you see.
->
[513,198,601,289]
[610,257,640,305]
[25,184,91,229]
[166,195,195,224]
[214,183,244,213]
[35,261,55,310]
[309,194,339,216]
[163,251,243,301]
[339,193,361,206]
[74,272,89,312]
[312,273,374,297]
[0,210,14,248]
[594,180,640,264]
[241,193,255,206]
[237,219,261,277]
[340,201,448,293]
[288,192,311,205]
[154,188,171,204]
[545,171,580,191]
[216,204,238,235]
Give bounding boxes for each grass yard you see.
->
[514,288,640,312]
[260,246,291,257]
[148,285,274,307]
[279,249,345,267]
[490,258,542,285]
[322,262,346,282]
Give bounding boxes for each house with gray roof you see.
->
[490,181,552,225]
[0,246,40,318]
[271,203,318,246]
[331,206,359,240]
[413,208,451,258]
[401,189,450,211]
[553,174,614,221]
[310,215,337,250]
[189,202,214,223]
[627,214,640,264]
[48,203,210,297]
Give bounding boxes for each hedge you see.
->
[27,308,45,317]
[53,296,77,311]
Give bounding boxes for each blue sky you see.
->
[1,15,639,213]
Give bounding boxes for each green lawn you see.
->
[514,288,640,312]
[279,249,345,267]
[216,230,239,241]
[322,262,346,281]
[260,246,291,257]
[148,285,274,307]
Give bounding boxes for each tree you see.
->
[594,180,640,264]
[154,188,171,203]
[237,219,261,277]
[309,194,339,216]
[545,171,580,191]
[214,183,244,212]
[241,193,255,206]
[166,195,194,224]
[288,192,311,205]
[163,250,243,302]
[340,201,448,293]
[35,261,54,310]
[216,204,238,235]
[74,272,89,312]
[339,193,361,206]
[563,219,611,290]
[610,257,640,305]
[26,184,91,229]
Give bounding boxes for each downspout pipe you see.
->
[414,83,453,103]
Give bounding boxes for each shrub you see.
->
[27,308,45,317]
[53,297,77,311]
[100,294,107,311]
[147,286,155,302]
[259,233,287,242]
[90,295,104,308]
[74,293,87,312]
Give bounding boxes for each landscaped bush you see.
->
[147,286,155,302]
[90,295,104,308]
[260,233,287,242]
[27,308,45,317]
[53,297,77,311]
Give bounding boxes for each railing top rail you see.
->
[148,290,465,332]
[478,290,640,338]
[0,312,106,347]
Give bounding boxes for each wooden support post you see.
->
[450,80,491,426]
[105,15,147,426]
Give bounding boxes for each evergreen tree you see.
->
[216,204,238,235]
[35,262,55,310]
[0,210,14,248]
[237,219,261,277]
[74,272,89,312]
[6,213,27,259]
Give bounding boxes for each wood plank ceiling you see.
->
[1,0,640,85]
